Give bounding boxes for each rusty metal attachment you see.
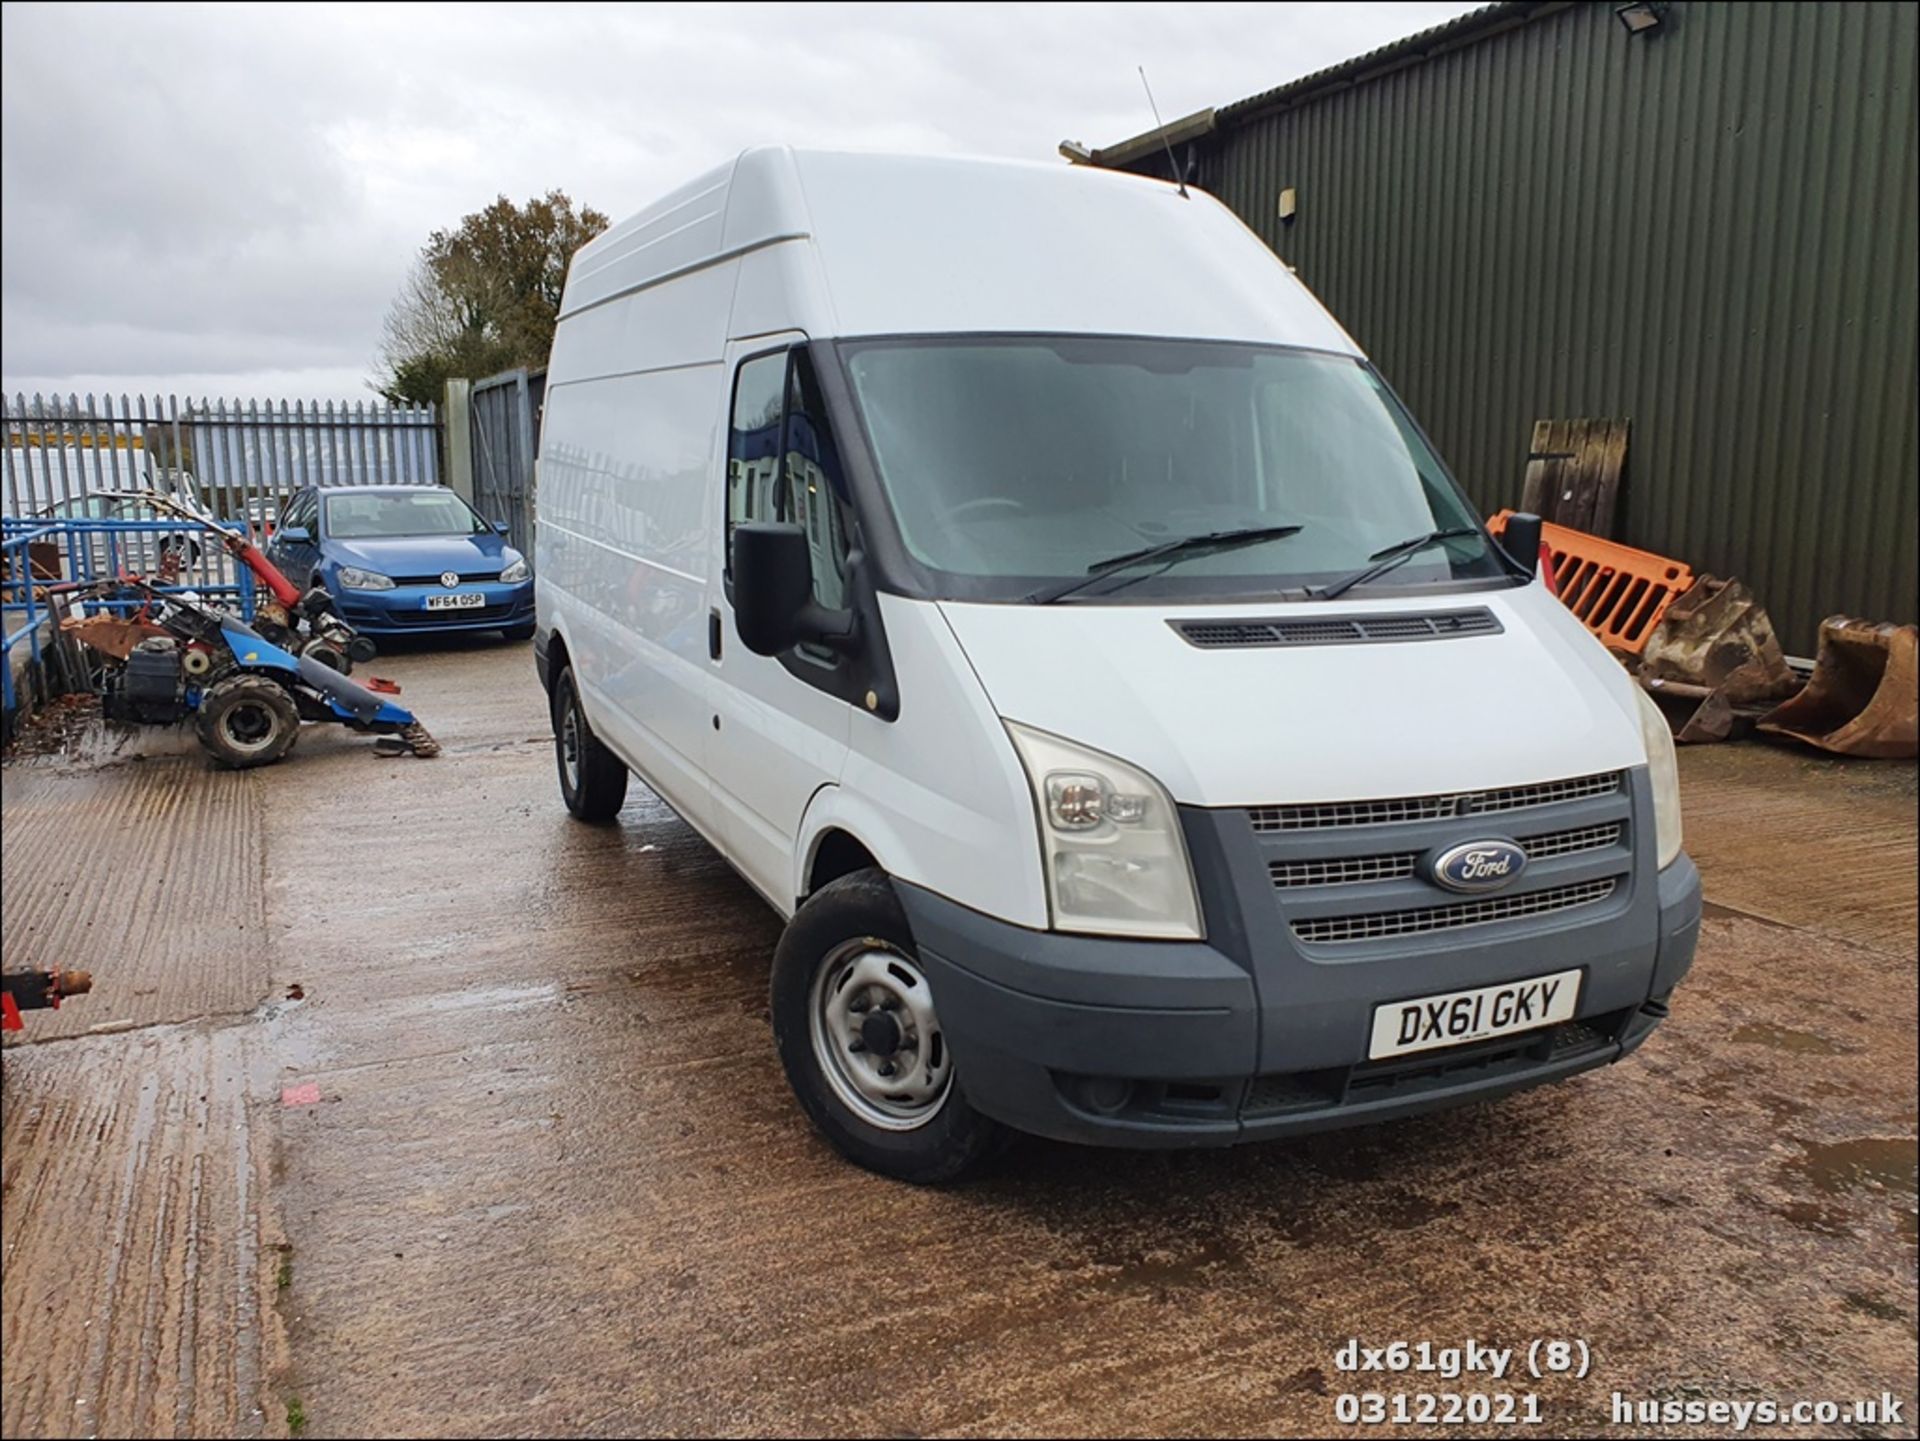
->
[1637,575,1803,742]
[1757,617,1919,759]
[63,613,172,661]
[394,721,441,758]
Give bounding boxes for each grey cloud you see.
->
[2,0,1475,400]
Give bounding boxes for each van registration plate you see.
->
[424,593,485,611]
[1369,968,1582,1060]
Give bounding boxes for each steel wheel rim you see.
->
[809,940,952,1131]
[223,701,278,753]
[560,690,582,791]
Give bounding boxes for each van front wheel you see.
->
[771,868,1006,1184]
[552,665,628,822]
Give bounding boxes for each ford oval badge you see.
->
[1430,839,1528,894]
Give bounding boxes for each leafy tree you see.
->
[376,190,609,405]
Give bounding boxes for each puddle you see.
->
[1783,1136,1919,1250]
[408,983,560,1016]
[1796,1137,1918,1199]
[1087,1236,1244,1294]
[1730,1023,1848,1056]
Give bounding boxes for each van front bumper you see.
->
[894,849,1700,1150]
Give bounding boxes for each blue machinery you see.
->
[3,516,435,760]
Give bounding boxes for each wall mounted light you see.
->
[1614,2,1666,35]
[1277,186,1298,224]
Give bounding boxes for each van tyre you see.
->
[552,665,628,822]
[195,675,300,769]
[771,868,1006,1184]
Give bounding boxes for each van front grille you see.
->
[1271,851,1419,888]
[1268,821,1623,889]
[1251,772,1622,833]
[1521,822,1623,859]
[1290,879,1618,945]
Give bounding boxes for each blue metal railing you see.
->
[2,517,257,716]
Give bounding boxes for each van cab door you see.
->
[706,337,853,909]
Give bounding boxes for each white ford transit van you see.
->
[534,149,1701,1182]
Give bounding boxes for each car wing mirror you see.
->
[278,525,311,543]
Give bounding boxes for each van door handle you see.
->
[708,608,722,660]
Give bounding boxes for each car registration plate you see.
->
[423,592,485,611]
[1369,968,1582,1060]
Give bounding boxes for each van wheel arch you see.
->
[804,828,880,904]
[543,631,571,694]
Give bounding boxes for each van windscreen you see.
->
[840,337,1504,602]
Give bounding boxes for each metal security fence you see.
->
[470,367,543,567]
[1,390,441,599]
[2,391,440,522]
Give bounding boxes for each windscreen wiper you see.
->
[1026,524,1305,605]
[1310,526,1482,601]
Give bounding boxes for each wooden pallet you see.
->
[1520,417,1630,537]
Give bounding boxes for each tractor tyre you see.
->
[195,674,301,769]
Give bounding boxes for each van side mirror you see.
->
[1500,512,1543,578]
[732,522,855,657]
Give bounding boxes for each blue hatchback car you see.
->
[266,485,535,640]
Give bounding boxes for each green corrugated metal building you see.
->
[1087,0,1917,652]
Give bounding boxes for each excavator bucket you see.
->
[1757,618,1919,759]
[1637,576,1802,743]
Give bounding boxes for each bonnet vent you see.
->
[1170,608,1503,649]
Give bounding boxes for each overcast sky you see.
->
[1,1,1475,404]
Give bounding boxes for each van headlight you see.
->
[336,565,393,591]
[1006,722,1204,940]
[1634,687,1684,868]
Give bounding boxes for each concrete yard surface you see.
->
[3,640,1915,1438]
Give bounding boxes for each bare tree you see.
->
[375,191,609,405]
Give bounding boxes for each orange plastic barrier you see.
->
[1488,510,1693,654]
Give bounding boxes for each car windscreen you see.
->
[325,490,486,539]
[839,336,1506,602]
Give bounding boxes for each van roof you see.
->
[558,147,1359,354]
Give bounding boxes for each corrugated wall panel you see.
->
[1184,0,1916,652]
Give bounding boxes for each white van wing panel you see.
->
[829,595,1050,929]
[936,584,1647,808]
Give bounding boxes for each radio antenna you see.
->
[1138,66,1188,197]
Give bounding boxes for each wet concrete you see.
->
[3,640,1916,1437]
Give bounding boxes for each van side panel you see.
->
[561,165,733,317]
[538,259,739,830]
[727,240,837,344]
